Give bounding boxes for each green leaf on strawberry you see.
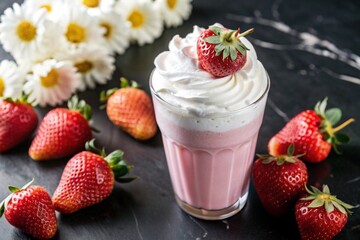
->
[325,108,341,126]
[0,178,35,218]
[257,144,304,166]
[3,93,33,105]
[302,185,353,214]
[315,97,355,154]
[334,133,350,144]
[0,202,4,218]
[116,177,138,183]
[205,26,253,62]
[197,24,255,77]
[8,186,20,193]
[100,77,140,103]
[85,139,136,182]
[67,95,93,121]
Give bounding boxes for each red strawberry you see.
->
[52,139,135,214]
[100,77,157,141]
[29,95,93,160]
[268,98,355,162]
[0,180,57,240]
[253,144,308,217]
[295,185,353,240]
[197,24,254,77]
[0,97,38,153]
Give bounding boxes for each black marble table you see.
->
[1,0,359,239]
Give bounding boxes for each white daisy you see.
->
[0,60,23,99]
[154,0,192,28]
[115,0,163,46]
[0,3,48,62]
[24,59,81,107]
[52,3,105,50]
[23,0,61,15]
[56,45,115,91]
[97,10,130,54]
[72,0,115,16]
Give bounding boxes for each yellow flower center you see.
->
[100,22,112,38]
[128,9,145,29]
[16,21,37,42]
[0,77,5,97]
[41,69,59,88]
[75,61,93,73]
[82,0,100,8]
[167,0,177,9]
[40,4,52,12]
[65,23,86,44]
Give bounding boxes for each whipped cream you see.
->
[151,25,269,132]
[152,26,267,116]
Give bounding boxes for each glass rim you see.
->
[149,69,270,118]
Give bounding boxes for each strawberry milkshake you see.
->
[150,24,269,220]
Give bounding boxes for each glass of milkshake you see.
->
[150,24,270,220]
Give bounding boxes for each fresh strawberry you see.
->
[295,185,353,240]
[253,144,308,217]
[52,139,135,214]
[29,95,93,160]
[0,96,38,153]
[197,24,254,77]
[268,98,355,162]
[100,77,157,141]
[0,180,57,240]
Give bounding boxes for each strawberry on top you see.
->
[197,24,254,77]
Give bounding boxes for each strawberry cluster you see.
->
[253,98,354,240]
[0,78,156,239]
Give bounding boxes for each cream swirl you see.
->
[152,25,267,116]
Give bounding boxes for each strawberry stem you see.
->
[206,25,254,62]
[238,28,254,38]
[332,118,355,133]
[314,98,354,150]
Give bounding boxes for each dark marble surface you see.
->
[1,0,359,239]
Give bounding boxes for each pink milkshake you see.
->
[150,24,270,220]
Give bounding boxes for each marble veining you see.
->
[226,12,360,85]
[267,98,290,122]
[129,205,144,240]
[189,216,208,239]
